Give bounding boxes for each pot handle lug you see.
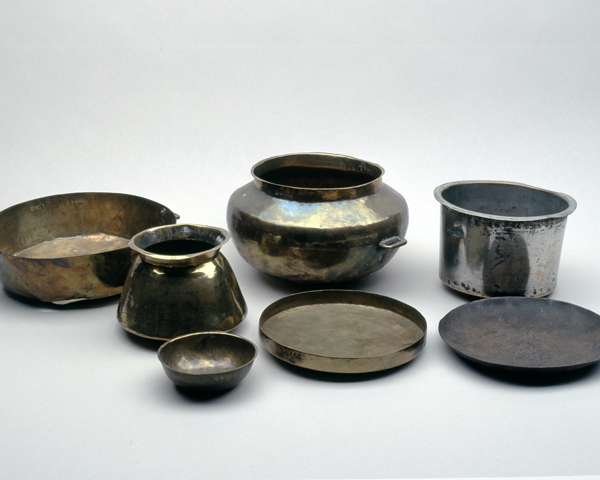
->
[379,236,407,249]
[446,221,463,238]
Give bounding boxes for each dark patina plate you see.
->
[439,297,600,372]
[259,290,427,374]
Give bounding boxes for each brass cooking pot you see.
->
[226,153,409,283]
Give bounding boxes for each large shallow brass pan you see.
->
[0,192,177,303]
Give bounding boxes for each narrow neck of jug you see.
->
[129,224,230,268]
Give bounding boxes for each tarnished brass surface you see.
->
[118,224,247,340]
[227,153,409,283]
[0,192,177,303]
[434,181,576,297]
[439,297,600,372]
[259,290,427,374]
[158,332,257,391]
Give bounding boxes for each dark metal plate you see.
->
[259,290,427,374]
[439,297,600,372]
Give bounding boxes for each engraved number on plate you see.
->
[280,346,301,363]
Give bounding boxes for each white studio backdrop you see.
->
[1,2,599,479]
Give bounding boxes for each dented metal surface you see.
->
[434,181,576,297]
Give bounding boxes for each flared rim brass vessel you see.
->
[118,224,247,340]
[227,152,409,283]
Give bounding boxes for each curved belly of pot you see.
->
[118,254,247,340]
[226,182,409,283]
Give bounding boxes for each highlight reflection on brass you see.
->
[158,332,257,391]
[16,234,129,259]
[177,357,234,373]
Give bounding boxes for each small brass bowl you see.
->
[157,332,258,391]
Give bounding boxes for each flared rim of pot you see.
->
[251,152,385,201]
[433,180,577,222]
[129,224,230,267]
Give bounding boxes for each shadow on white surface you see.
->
[262,344,427,384]
[3,287,120,310]
[120,328,165,351]
[148,363,261,406]
[442,348,600,387]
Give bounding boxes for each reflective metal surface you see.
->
[0,192,177,303]
[259,290,427,374]
[118,224,247,340]
[439,297,600,372]
[434,181,576,297]
[158,332,257,391]
[227,153,409,283]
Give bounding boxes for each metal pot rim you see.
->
[251,152,385,201]
[433,180,577,222]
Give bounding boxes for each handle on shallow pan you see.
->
[378,236,407,249]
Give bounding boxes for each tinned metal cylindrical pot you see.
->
[117,224,247,340]
[434,180,576,298]
[227,153,409,283]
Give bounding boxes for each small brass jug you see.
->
[117,224,247,340]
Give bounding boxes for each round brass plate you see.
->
[259,290,427,374]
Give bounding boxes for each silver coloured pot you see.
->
[434,180,576,298]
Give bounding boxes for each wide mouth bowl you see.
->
[252,152,384,200]
[0,192,177,259]
[158,332,258,377]
[130,224,230,267]
[434,181,576,221]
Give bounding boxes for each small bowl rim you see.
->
[433,180,577,222]
[157,331,258,377]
